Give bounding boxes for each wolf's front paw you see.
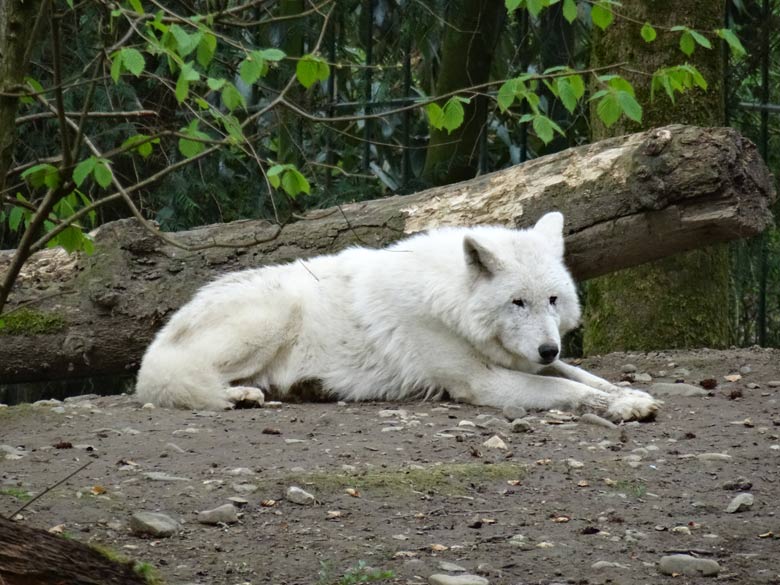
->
[604,389,661,422]
[224,386,265,409]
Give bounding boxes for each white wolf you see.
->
[135,212,659,421]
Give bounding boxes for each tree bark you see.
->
[0,125,774,384]
[584,0,730,353]
[0,517,148,585]
[421,0,506,185]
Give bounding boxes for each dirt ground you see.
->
[1,348,779,585]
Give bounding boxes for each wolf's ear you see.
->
[533,211,565,257]
[464,235,502,277]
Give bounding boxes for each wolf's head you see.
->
[463,212,580,367]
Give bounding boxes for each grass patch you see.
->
[0,487,32,501]
[0,308,67,335]
[612,479,647,498]
[318,560,394,585]
[91,544,164,585]
[282,462,526,496]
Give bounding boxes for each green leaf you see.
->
[426,103,445,129]
[532,114,554,145]
[21,77,44,104]
[55,226,84,253]
[591,2,614,30]
[170,24,201,57]
[616,91,642,122]
[505,0,523,12]
[197,32,217,68]
[281,168,310,198]
[595,93,621,127]
[128,0,144,14]
[21,163,60,189]
[175,62,199,103]
[258,48,286,61]
[178,120,209,158]
[556,78,577,113]
[239,55,265,85]
[121,134,157,158]
[207,77,226,91]
[73,157,96,187]
[607,75,635,95]
[497,80,517,112]
[562,0,577,23]
[689,29,712,49]
[120,48,145,76]
[442,97,466,134]
[679,30,695,55]
[715,28,746,57]
[296,54,330,89]
[526,0,547,17]
[221,82,246,112]
[221,114,244,144]
[110,52,123,82]
[93,159,113,188]
[8,206,25,231]
[267,164,288,188]
[640,22,656,42]
[568,74,585,99]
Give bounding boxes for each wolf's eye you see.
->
[512,299,525,308]
[549,296,558,306]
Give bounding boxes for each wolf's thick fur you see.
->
[136,212,659,421]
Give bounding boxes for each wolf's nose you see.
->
[538,343,559,364]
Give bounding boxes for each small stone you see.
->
[579,413,617,429]
[143,472,191,482]
[658,554,720,577]
[722,477,752,491]
[227,467,255,476]
[458,420,476,428]
[437,561,467,573]
[591,561,628,570]
[724,374,742,382]
[566,458,584,469]
[672,367,691,378]
[502,405,527,420]
[510,419,532,433]
[428,574,489,585]
[227,497,249,507]
[621,364,637,374]
[725,492,754,513]
[633,373,652,383]
[129,512,180,537]
[142,402,155,410]
[286,486,315,505]
[740,365,752,375]
[508,533,533,550]
[671,525,691,535]
[650,383,708,397]
[482,435,507,450]
[197,503,238,525]
[231,483,259,494]
[696,453,732,462]
[767,381,780,388]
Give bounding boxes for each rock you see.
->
[658,554,720,577]
[143,471,191,482]
[746,382,760,389]
[227,497,249,507]
[767,381,780,388]
[650,383,708,397]
[510,419,532,433]
[482,435,508,450]
[673,367,691,377]
[621,364,637,374]
[227,467,255,476]
[722,477,752,491]
[231,483,259,494]
[696,453,732,462]
[197,503,238,525]
[437,561,467,572]
[579,413,617,429]
[633,373,652,383]
[725,492,754,513]
[129,512,180,537]
[566,458,584,469]
[502,405,527,421]
[740,365,752,375]
[591,561,629,570]
[286,486,316,505]
[428,574,489,585]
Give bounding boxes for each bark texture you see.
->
[421,0,506,185]
[0,125,774,384]
[0,0,44,193]
[0,517,148,585]
[585,0,731,353]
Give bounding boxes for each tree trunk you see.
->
[0,517,148,585]
[421,0,505,185]
[0,125,773,385]
[584,0,730,354]
[0,0,44,193]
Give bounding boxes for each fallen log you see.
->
[0,124,774,385]
[0,517,149,585]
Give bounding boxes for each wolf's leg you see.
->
[543,360,622,393]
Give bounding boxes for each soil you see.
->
[1,348,779,585]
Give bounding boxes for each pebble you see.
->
[566,458,584,469]
[650,383,708,397]
[482,435,508,450]
[231,483,259,494]
[673,367,691,377]
[227,467,255,476]
[633,373,652,383]
[740,365,752,375]
[658,554,720,577]
[591,560,628,570]
[458,420,476,428]
[286,486,316,505]
[437,561,467,572]
[695,453,732,462]
[129,512,180,537]
[579,413,617,429]
[767,381,780,388]
[143,472,191,482]
[725,492,754,513]
[671,525,691,535]
[746,383,760,389]
[197,503,238,525]
[142,403,155,410]
[722,477,752,491]
[502,405,527,421]
[428,574,489,585]
[166,442,186,454]
[621,364,637,374]
[227,497,249,507]
[510,419,532,433]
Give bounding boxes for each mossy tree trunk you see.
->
[421,0,505,185]
[584,0,730,354]
[274,0,305,166]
